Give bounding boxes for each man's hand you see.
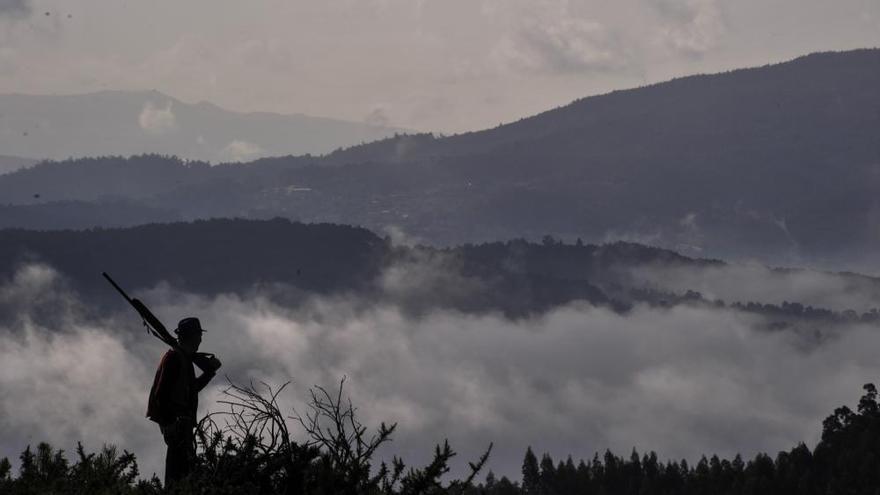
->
[192,353,222,374]
[208,355,222,372]
[193,354,221,391]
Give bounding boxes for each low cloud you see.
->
[629,261,880,314]
[220,139,263,162]
[0,265,158,476]
[138,101,178,135]
[364,106,391,127]
[1,261,879,481]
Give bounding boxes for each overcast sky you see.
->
[0,0,878,133]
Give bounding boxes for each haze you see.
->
[0,0,877,133]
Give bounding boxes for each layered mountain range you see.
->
[0,90,405,162]
[1,49,878,271]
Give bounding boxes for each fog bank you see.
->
[1,263,878,480]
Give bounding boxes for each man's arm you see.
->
[193,355,221,392]
[194,370,215,392]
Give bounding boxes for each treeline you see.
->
[480,384,880,495]
[629,288,880,324]
[3,384,880,494]
[729,300,880,324]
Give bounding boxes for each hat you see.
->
[175,317,206,336]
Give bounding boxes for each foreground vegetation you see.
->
[2,382,880,494]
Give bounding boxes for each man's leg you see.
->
[163,426,195,487]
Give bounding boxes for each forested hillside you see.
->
[0,218,876,322]
[0,50,877,269]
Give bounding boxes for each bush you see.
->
[6,382,880,494]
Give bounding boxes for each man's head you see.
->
[175,317,205,354]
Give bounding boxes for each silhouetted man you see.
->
[146,317,221,487]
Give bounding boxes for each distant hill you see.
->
[1,218,877,321]
[0,218,386,297]
[0,154,37,176]
[0,90,407,162]
[0,50,878,270]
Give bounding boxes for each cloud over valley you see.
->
[1,258,878,480]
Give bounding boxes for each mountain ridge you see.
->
[323,48,879,162]
[0,49,877,271]
[0,89,408,162]
[0,154,37,176]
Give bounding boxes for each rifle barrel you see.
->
[102,272,133,303]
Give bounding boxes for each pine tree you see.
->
[538,454,556,495]
[522,447,540,495]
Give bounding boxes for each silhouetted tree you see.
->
[521,447,539,495]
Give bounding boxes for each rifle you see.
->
[103,272,219,373]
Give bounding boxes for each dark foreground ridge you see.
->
[2,382,880,494]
